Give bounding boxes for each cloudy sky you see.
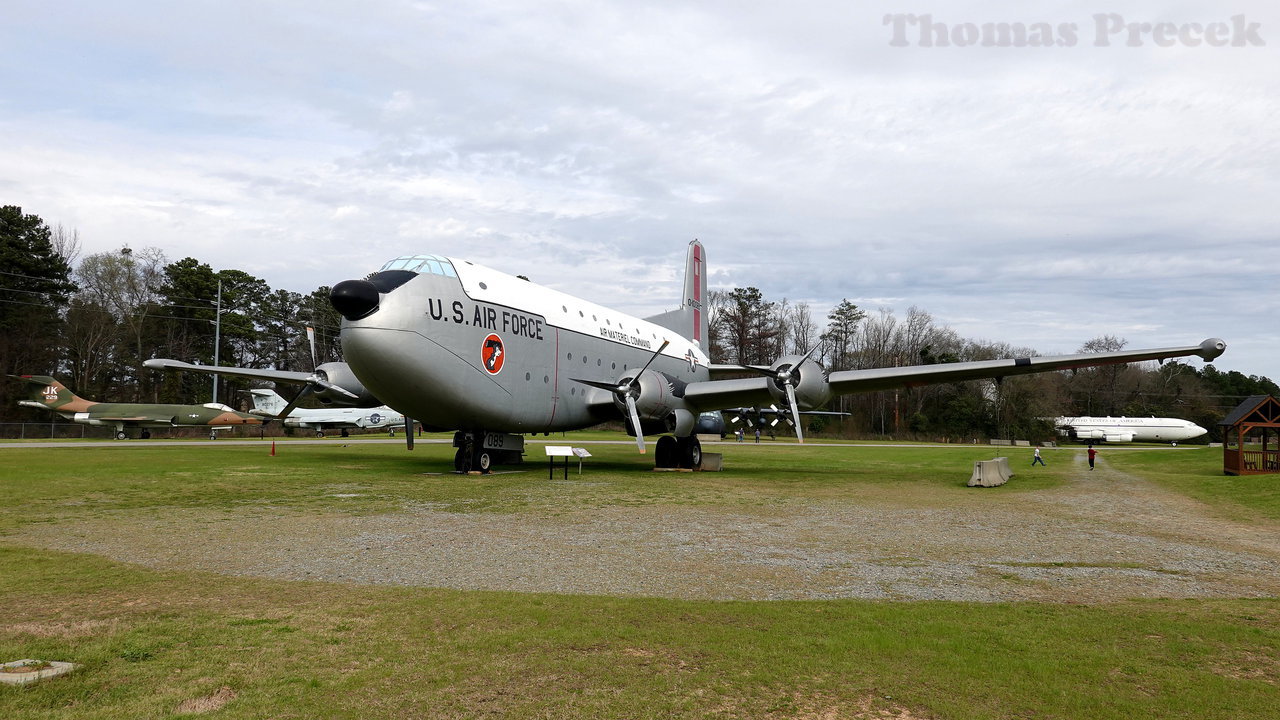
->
[3,1,1277,378]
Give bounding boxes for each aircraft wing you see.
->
[684,338,1226,412]
[143,359,316,385]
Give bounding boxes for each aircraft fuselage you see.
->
[338,256,710,434]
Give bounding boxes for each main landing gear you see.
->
[452,430,525,474]
[654,435,702,470]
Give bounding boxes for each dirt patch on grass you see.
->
[5,618,121,638]
[175,686,236,715]
[7,455,1280,602]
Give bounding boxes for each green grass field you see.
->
[1,440,1277,719]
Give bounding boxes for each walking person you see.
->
[1032,447,1046,466]
[754,427,761,444]
[1088,444,1098,470]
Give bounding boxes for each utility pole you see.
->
[212,278,222,404]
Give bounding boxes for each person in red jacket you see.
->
[1088,445,1098,470]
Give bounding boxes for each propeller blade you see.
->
[276,385,313,420]
[627,339,670,389]
[306,326,318,369]
[570,377,628,393]
[785,382,804,443]
[798,342,824,364]
[625,394,646,454]
[404,417,414,450]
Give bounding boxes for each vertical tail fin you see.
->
[645,240,709,347]
[247,389,289,415]
[10,375,96,412]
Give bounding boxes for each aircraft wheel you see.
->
[454,448,470,473]
[140,430,151,439]
[209,432,218,440]
[340,428,350,438]
[678,436,702,469]
[316,430,325,438]
[115,431,127,440]
[476,451,492,473]
[655,436,678,468]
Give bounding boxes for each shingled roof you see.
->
[1218,395,1280,427]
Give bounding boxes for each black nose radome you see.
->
[330,279,381,321]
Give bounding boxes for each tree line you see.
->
[2,205,341,419]
[4,205,1277,440]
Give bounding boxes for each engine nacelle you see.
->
[1103,431,1134,443]
[765,355,830,410]
[665,408,696,436]
[614,369,676,421]
[313,362,381,407]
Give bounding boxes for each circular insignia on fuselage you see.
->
[481,333,505,375]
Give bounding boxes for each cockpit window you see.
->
[366,270,418,293]
[380,254,458,278]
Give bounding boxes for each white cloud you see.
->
[1,0,1277,377]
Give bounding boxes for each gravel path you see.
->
[11,454,1280,602]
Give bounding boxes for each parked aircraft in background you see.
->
[247,389,406,437]
[147,240,1226,472]
[10,375,262,439]
[1054,416,1208,444]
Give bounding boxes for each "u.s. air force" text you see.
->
[426,298,545,340]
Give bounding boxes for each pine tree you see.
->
[0,205,77,419]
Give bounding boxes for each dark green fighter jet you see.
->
[12,375,263,439]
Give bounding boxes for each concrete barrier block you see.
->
[699,452,723,471]
[995,456,1014,479]
[968,459,1011,487]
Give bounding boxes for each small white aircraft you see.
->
[246,389,406,437]
[147,240,1226,472]
[1054,416,1208,444]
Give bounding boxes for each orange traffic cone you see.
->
[270,441,276,457]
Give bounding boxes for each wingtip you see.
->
[1198,338,1227,361]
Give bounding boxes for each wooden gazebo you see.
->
[1219,395,1280,476]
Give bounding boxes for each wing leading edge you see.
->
[143,358,317,385]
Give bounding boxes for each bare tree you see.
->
[789,302,819,356]
[50,223,82,265]
[74,247,168,387]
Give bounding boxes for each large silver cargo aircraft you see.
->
[148,241,1226,472]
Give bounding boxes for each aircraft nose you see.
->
[330,279,381,321]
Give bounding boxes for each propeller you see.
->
[274,326,359,420]
[403,417,414,450]
[572,339,670,454]
[754,344,825,443]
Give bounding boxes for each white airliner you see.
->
[247,389,406,437]
[147,241,1227,472]
[1054,416,1208,444]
